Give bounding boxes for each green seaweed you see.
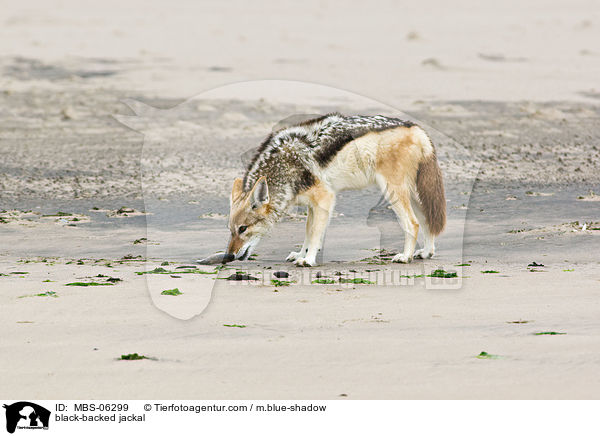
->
[455,263,471,267]
[312,278,336,284]
[339,278,374,284]
[120,353,148,360]
[223,324,246,328]
[428,269,458,278]
[534,331,566,335]
[161,288,182,296]
[140,267,168,274]
[42,211,72,217]
[116,207,135,214]
[476,351,500,359]
[36,291,58,298]
[481,270,500,274]
[271,279,292,286]
[65,282,115,287]
[121,254,144,261]
[19,291,58,298]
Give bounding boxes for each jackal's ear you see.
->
[250,176,269,208]
[231,178,244,203]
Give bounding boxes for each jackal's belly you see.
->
[323,165,374,191]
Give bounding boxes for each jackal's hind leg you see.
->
[376,176,419,263]
[412,196,435,259]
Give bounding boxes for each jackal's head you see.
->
[226,176,275,260]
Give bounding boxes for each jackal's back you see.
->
[243,113,416,194]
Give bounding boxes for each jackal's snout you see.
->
[226,235,246,259]
[226,176,273,261]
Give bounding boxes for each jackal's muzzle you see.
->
[226,236,260,261]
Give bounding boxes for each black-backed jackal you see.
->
[226,113,446,266]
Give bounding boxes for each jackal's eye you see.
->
[238,225,248,234]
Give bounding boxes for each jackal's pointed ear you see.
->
[250,176,269,208]
[231,178,244,204]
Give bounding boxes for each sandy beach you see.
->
[1,0,599,399]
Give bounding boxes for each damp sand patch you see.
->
[0,210,90,226]
[359,249,396,265]
[199,212,228,219]
[90,207,150,218]
[509,221,600,237]
[137,266,217,275]
[0,210,40,226]
[41,212,90,226]
[577,191,600,202]
[525,191,554,197]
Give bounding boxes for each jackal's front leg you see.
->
[286,207,313,262]
[293,191,335,267]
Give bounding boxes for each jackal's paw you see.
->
[286,251,303,262]
[293,257,316,267]
[414,249,434,259]
[392,253,413,264]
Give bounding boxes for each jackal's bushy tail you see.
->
[416,149,446,235]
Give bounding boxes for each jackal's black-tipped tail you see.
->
[416,151,446,235]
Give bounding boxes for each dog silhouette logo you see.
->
[3,402,50,434]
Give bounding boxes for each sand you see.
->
[1,0,599,399]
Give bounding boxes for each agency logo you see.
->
[3,402,50,434]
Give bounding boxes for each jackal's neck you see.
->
[265,187,295,223]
